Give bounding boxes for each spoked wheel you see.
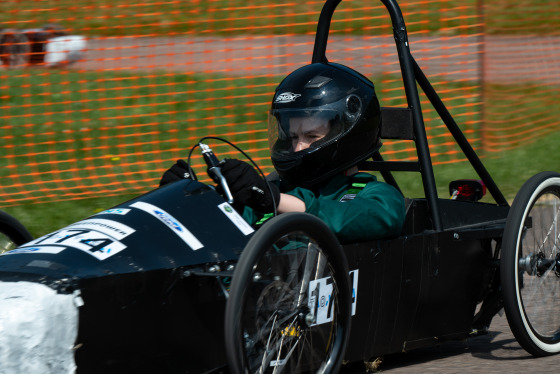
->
[0,210,33,254]
[501,171,560,356]
[225,213,352,374]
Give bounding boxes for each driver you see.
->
[160,63,405,243]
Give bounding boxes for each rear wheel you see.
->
[225,213,351,374]
[501,171,560,356]
[0,210,33,254]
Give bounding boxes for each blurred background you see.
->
[1,0,559,236]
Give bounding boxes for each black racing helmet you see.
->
[269,62,381,188]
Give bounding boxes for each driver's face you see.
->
[289,117,330,152]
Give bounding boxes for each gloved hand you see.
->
[159,159,196,186]
[219,159,280,213]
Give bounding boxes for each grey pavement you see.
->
[340,311,559,373]
[77,35,560,83]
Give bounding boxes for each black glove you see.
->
[219,159,280,213]
[159,159,195,186]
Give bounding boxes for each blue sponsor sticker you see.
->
[4,246,64,255]
[154,210,183,232]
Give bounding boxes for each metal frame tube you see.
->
[310,0,508,230]
[380,0,442,231]
[412,59,508,206]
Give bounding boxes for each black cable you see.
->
[185,143,200,181]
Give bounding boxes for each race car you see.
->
[0,24,86,68]
[1,0,559,373]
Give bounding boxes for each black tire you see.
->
[225,213,352,374]
[501,171,560,356]
[0,210,33,254]
[0,30,30,67]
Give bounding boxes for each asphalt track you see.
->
[340,312,559,373]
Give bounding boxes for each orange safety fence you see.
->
[0,0,559,207]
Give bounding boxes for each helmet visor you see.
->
[269,110,336,155]
[269,95,362,158]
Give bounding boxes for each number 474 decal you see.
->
[18,218,135,261]
[21,228,127,261]
[307,269,358,326]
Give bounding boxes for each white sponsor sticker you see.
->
[20,228,128,261]
[309,276,334,326]
[275,92,301,103]
[217,202,254,236]
[16,219,135,261]
[308,269,358,326]
[65,218,135,240]
[130,201,203,250]
[349,269,358,315]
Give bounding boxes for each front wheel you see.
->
[501,171,560,356]
[0,210,33,254]
[225,213,352,374]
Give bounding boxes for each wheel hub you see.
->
[520,252,560,277]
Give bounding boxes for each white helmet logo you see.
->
[275,92,301,103]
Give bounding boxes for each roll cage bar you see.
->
[311,0,509,232]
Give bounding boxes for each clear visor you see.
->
[268,109,346,157]
[268,95,363,158]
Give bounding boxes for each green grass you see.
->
[0,0,473,35]
[2,66,560,238]
[3,194,138,239]
[4,129,560,239]
[393,131,560,202]
[0,69,278,203]
[4,0,553,37]
[485,0,560,34]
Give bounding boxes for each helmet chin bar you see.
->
[274,139,382,190]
